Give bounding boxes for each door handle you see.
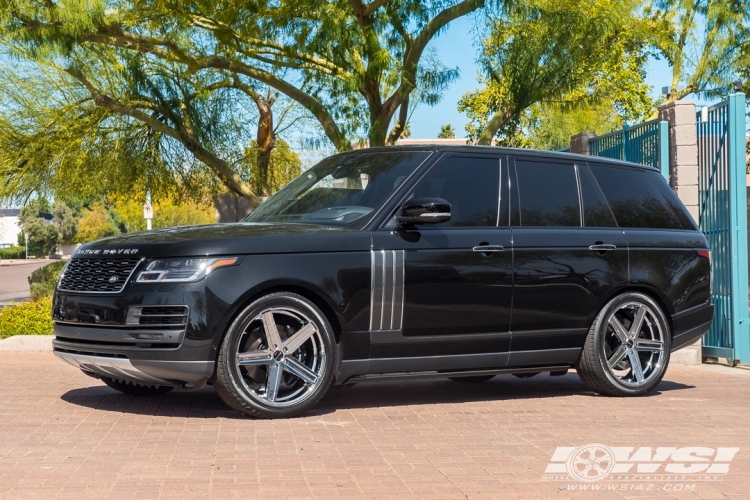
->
[589,244,617,252]
[472,245,504,253]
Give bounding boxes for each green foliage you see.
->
[524,102,625,151]
[27,261,66,301]
[0,246,26,259]
[646,0,750,102]
[244,140,302,196]
[437,125,456,139]
[52,201,78,244]
[76,203,121,243]
[0,297,54,338]
[459,0,655,144]
[112,196,215,233]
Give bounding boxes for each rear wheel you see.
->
[214,292,336,419]
[102,377,173,396]
[577,292,671,396]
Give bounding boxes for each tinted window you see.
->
[650,172,697,230]
[245,151,428,229]
[515,161,580,226]
[412,157,500,227]
[579,165,617,227]
[590,165,684,229]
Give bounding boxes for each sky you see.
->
[407,16,677,140]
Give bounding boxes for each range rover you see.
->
[53,147,714,418]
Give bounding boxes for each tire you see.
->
[448,375,495,383]
[102,377,173,396]
[576,292,671,396]
[214,292,336,419]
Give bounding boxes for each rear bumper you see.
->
[54,350,214,388]
[671,302,714,351]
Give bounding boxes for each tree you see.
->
[112,196,215,232]
[76,204,122,243]
[52,201,78,244]
[244,140,303,197]
[459,0,654,145]
[647,0,750,102]
[437,125,456,139]
[18,199,57,257]
[1,0,481,153]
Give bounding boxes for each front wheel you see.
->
[213,292,336,419]
[576,292,671,396]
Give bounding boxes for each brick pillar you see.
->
[658,100,702,364]
[570,132,597,155]
[658,100,699,223]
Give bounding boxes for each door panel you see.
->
[370,154,512,365]
[510,158,628,358]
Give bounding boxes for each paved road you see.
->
[0,260,51,305]
[1,353,749,499]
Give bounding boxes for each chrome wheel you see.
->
[602,301,665,387]
[235,306,326,408]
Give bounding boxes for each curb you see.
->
[0,335,53,351]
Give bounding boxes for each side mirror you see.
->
[397,197,451,225]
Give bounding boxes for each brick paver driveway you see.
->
[1,352,749,499]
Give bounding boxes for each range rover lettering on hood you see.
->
[76,248,140,255]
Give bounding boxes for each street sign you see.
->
[143,204,153,220]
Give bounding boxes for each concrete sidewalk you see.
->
[0,352,749,499]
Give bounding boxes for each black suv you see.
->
[53,147,714,418]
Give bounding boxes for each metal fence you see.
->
[589,120,670,180]
[697,93,749,364]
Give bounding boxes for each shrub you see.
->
[0,297,54,338]
[28,260,66,300]
[0,246,26,259]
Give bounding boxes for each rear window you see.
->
[589,165,688,229]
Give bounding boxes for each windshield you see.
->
[243,151,430,228]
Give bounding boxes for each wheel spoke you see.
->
[629,306,647,339]
[237,349,273,365]
[265,363,283,402]
[283,357,318,385]
[627,350,645,383]
[609,316,630,343]
[262,311,283,349]
[283,323,316,353]
[635,338,663,353]
[607,345,628,368]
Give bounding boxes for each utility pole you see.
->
[144,190,153,231]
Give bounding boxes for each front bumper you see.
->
[54,349,214,388]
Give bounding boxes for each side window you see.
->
[579,165,617,227]
[590,165,683,229]
[411,157,500,227]
[515,160,581,227]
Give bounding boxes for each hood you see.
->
[74,222,370,258]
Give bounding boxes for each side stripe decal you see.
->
[370,250,405,331]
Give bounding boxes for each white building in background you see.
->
[0,209,21,248]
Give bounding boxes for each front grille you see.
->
[126,305,189,326]
[59,258,140,293]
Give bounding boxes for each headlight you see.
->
[135,257,239,283]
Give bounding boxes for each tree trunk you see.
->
[477,106,517,146]
[253,91,276,197]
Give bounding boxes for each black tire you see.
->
[214,292,336,419]
[102,377,173,396]
[576,292,671,396]
[448,375,495,383]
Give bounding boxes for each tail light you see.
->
[696,249,712,297]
